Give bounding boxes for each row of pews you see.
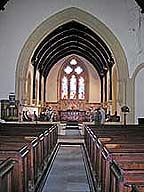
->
[84,124,144,192]
[0,123,58,192]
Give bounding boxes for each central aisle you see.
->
[41,144,92,192]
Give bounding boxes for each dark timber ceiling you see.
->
[31,21,114,78]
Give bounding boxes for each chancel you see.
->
[0,0,144,191]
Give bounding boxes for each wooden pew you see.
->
[110,160,144,192]
[0,158,15,192]
[84,125,144,192]
[0,123,58,192]
[84,123,144,130]
[0,142,30,192]
[100,146,144,192]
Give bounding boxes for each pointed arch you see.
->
[131,63,144,122]
[15,7,128,109]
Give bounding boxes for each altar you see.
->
[58,110,87,122]
[45,100,99,122]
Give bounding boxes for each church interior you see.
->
[0,0,144,191]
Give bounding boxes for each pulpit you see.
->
[0,99,19,121]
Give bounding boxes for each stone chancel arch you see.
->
[15,7,129,118]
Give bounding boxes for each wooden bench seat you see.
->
[0,143,30,192]
[0,124,58,192]
[0,158,15,192]
[110,160,144,192]
[98,143,144,191]
[84,125,144,192]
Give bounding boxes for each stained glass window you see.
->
[78,77,85,99]
[61,76,68,99]
[70,75,77,99]
[60,58,87,100]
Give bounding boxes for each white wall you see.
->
[0,0,144,101]
[46,60,62,102]
[87,63,100,103]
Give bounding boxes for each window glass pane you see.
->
[78,76,85,99]
[74,66,83,74]
[64,66,73,74]
[70,59,77,65]
[61,76,68,99]
[70,75,77,99]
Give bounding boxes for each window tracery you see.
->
[60,58,87,101]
